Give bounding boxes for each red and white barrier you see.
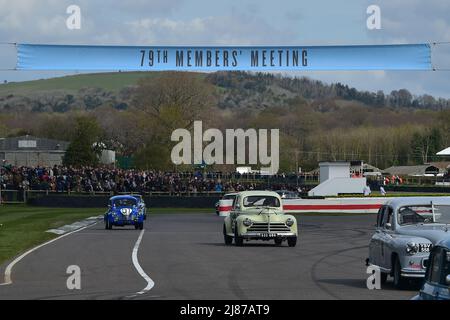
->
[218,199,234,217]
[217,197,389,215]
[283,197,388,214]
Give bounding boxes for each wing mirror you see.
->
[385,223,392,230]
[446,275,450,285]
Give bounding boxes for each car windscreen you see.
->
[113,199,137,207]
[398,205,450,225]
[243,196,280,208]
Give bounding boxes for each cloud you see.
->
[125,14,296,46]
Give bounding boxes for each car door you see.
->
[230,196,240,229]
[438,249,450,300]
[369,206,385,267]
[379,206,395,270]
[420,247,445,300]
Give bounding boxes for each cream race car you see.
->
[223,191,298,247]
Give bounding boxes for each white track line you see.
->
[0,224,93,286]
[130,229,154,296]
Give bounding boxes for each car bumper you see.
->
[400,255,428,278]
[401,269,426,278]
[241,232,297,240]
[106,216,144,225]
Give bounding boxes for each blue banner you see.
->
[16,44,431,71]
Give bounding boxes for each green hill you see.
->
[0,71,448,113]
[0,72,164,95]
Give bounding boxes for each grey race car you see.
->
[367,196,450,288]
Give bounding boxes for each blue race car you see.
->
[105,195,145,230]
[413,238,450,300]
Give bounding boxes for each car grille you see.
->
[247,222,291,232]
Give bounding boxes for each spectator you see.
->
[363,184,372,197]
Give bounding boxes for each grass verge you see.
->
[0,205,214,265]
[0,205,102,266]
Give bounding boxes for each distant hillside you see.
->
[0,71,448,113]
[0,72,156,94]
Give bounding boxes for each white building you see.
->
[308,161,367,197]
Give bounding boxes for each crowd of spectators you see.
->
[0,165,306,194]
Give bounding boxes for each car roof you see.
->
[384,196,450,209]
[109,195,138,201]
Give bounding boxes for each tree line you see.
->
[0,71,449,172]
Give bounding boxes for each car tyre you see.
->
[274,238,283,246]
[234,224,244,247]
[105,220,112,230]
[139,222,144,230]
[224,225,233,245]
[393,256,407,289]
[380,272,388,284]
[287,237,297,247]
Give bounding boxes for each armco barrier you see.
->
[218,199,233,216]
[27,194,220,208]
[384,185,450,193]
[283,197,388,213]
[27,194,388,212]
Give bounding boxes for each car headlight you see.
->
[406,242,419,255]
[243,218,252,227]
[286,218,294,227]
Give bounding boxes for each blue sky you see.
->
[0,0,449,97]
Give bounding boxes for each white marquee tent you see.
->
[437,147,450,156]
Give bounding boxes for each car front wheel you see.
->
[380,272,388,284]
[274,238,283,246]
[105,220,112,230]
[393,256,407,289]
[223,225,233,245]
[287,237,297,247]
[234,224,244,246]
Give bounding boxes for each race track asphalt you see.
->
[0,212,421,300]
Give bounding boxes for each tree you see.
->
[133,72,213,133]
[132,72,214,169]
[63,116,102,166]
[410,127,443,164]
